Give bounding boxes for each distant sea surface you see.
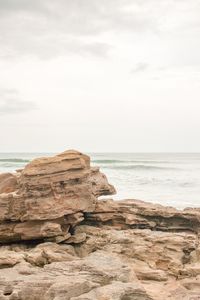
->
[0,152,200,209]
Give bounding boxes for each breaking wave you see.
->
[93,159,171,164]
[101,164,178,171]
[0,158,30,163]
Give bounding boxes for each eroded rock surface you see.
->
[0,150,200,299]
[0,150,115,243]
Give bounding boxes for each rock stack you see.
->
[0,150,115,243]
[0,150,200,299]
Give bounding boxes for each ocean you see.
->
[0,152,200,209]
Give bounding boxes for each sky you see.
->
[0,0,200,152]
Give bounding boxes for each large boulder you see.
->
[0,150,115,243]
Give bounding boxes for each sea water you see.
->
[0,152,200,209]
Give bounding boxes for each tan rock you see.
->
[0,249,24,268]
[43,280,99,300]
[88,198,200,232]
[25,243,76,267]
[0,173,18,194]
[0,150,200,299]
[135,268,168,281]
[0,150,115,243]
[0,250,137,299]
[65,232,86,244]
[71,281,153,300]
[0,220,65,243]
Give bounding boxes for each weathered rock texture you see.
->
[0,150,115,243]
[0,150,200,299]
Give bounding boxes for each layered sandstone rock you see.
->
[0,150,115,243]
[0,150,200,299]
[85,198,200,232]
[0,173,18,194]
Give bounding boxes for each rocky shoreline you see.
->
[0,150,200,299]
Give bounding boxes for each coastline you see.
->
[0,150,200,299]
[1,152,200,209]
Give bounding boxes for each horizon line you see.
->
[1,151,200,154]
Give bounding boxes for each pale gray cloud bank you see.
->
[0,0,193,59]
[131,62,149,73]
[0,89,36,115]
[0,0,200,151]
[0,0,199,66]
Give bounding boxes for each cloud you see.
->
[0,89,36,115]
[0,0,200,62]
[0,0,157,59]
[131,62,149,74]
[0,0,156,34]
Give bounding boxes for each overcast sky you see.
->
[0,0,200,152]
